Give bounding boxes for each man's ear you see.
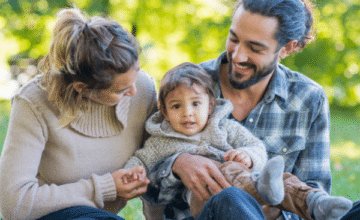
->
[73,81,87,93]
[279,40,298,60]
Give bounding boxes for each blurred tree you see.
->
[0,0,359,108]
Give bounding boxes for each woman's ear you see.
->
[279,40,298,60]
[73,81,87,93]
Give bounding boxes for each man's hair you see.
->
[38,7,140,127]
[234,0,314,50]
[158,62,216,116]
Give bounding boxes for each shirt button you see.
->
[249,118,254,123]
[283,148,287,153]
[162,170,166,175]
[288,215,292,219]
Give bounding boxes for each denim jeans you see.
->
[36,206,125,220]
[196,187,266,220]
[340,201,360,220]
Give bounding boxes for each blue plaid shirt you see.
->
[143,52,331,220]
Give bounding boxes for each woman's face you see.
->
[86,61,140,106]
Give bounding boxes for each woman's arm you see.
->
[0,96,117,220]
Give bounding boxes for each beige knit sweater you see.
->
[0,70,157,220]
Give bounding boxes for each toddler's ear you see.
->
[158,101,169,121]
[157,101,161,110]
[209,98,216,113]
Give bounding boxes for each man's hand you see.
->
[172,153,231,202]
[224,149,253,168]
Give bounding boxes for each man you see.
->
[142,0,358,219]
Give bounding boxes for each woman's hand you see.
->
[224,149,253,168]
[172,153,231,202]
[111,166,150,201]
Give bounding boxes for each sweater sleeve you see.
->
[0,95,117,220]
[124,137,175,171]
[225,119,267,173]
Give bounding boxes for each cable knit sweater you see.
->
[0,70,157,220]
[124,99,267,173]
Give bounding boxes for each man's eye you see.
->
[250,46,262,53]
[229,38,238,43]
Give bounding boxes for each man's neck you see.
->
[219,63,274,121]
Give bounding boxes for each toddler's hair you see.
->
[158,62,216,116]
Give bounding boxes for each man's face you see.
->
[226,5,281,90]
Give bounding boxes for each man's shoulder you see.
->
[199,52,226,80]
[279,64,326,97]
[279,64,321,87]
[276,64,328,112]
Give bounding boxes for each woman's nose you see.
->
[124,84,137,97]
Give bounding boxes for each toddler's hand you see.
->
[224,149,252,168]
[122,166,147,184]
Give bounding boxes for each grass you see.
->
[0,99,359,219]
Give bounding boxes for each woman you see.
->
[0,7,157,220]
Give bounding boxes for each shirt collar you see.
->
[264,64,289,105]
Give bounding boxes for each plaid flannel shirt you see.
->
[143,52,331,220]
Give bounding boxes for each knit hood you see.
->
[145,98,233,141]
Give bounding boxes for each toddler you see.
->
[123,62,352,220]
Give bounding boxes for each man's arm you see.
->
[293,94,331,192]
[172,153,231,201]
[143,152,231,205]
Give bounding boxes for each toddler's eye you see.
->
[193,101,200,106]
[172,104,180,109]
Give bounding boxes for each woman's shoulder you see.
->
[135,69,156,93]
[128,69,157,117]
[13,75,49,105]
[132,69,157,105]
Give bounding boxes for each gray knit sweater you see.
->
[124,99,267,173]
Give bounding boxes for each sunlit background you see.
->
[0,0,359,219]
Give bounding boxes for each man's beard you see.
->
[228,54,278,90]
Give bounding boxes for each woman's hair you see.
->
[38,7,140,127]
[158,62,216,116]
[233,0,315,51]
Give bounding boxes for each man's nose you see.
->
[233,43,248,63]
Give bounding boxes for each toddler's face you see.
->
[164,84,211,136]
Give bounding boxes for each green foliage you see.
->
[3,0,358,108]
[0,99,11,147]
[281,0,360,107]
[119,198,145,220]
